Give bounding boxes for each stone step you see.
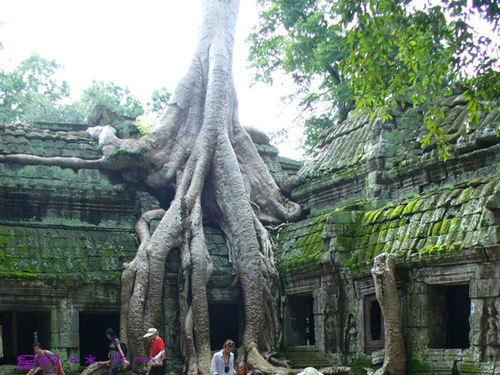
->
[284,345,321,352]
[283,346,332,369]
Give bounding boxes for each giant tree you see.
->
[0,0,300,374]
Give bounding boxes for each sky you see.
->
[0,0,304,158]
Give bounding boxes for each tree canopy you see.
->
[249,0,354,152]
[250,0,500,154]
[80,80,144,119]
[0,53,171,125]
[0,53,73,124]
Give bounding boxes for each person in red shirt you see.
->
[143,328,166,375]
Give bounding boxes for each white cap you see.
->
[143,328,158,338]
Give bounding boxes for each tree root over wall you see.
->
[371,253,406,375]
[0,1,301,374]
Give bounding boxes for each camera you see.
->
[225,366,229,372]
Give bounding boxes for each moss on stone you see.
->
[389,205,405,219]
[402,199,420,215]
[431,222,442,236]
[0,225,135,284]
[407,360,431,373]
[458,187,474,203]
[362,209,383,225]
[335,200,368,211]
[418,242,462,257]
[440,218,451,234]
[458,363,480,374]
[0,270,40,279]
[278,215,332,272]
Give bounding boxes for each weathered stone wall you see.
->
[1,96,499,374]
[0,122,141,367]
[293,95,500,216]
[0,121,280,371]
[279,95,500,373]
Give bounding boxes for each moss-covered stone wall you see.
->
[279,95,500,373]
[0,121,286,371]
[0,225,135,283]
[293,94,500,217]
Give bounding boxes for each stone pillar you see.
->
[313,288,324,353]
[470,266,500,363]
[50,298,79,362]
[163,272,181,361]
[318,277,342,357]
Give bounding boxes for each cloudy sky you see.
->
[0,0,304,158]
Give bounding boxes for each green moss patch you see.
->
[277,214,332,272]
[0,225,136,284]
[342,178,500,271]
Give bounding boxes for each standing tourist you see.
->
[106,328,128,375]
[210,339,235,375]
[143,328,166,375]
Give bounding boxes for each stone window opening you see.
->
[428,284,470,349]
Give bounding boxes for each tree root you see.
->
[371,253,406,375]
[80,362,111,375]
[246,345,290,375]
[0,1,302,373]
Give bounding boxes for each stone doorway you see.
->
[284,295,315,347]
[428,284,470,349]
[208,302,240,350]
[0,311,50,365]
[79,312,120,365]
[364,294,384,354]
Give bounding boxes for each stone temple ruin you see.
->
[0,95,499,374]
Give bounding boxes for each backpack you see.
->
[120,342,128,357]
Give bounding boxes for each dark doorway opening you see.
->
[428,284,470,349]
[0,311,50,365]
[284,295,315,347]
[446,285,470,349]
[209,303,239,350]
[79,312,120,365]
[369,300,382,340]
[364,295,384,353]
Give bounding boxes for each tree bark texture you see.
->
[371,253,406,375]
[0,0,302,374]
[109,0,301,372]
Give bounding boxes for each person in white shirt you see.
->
[210,339,235,375]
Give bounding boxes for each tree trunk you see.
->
[0,0,301,372]
[371,253,406,375]
[101,0,301,372]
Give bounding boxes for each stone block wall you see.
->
[0,121,275,370]
[0,125,139,367]
[278,96,500,373]
[293,96,500,216]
